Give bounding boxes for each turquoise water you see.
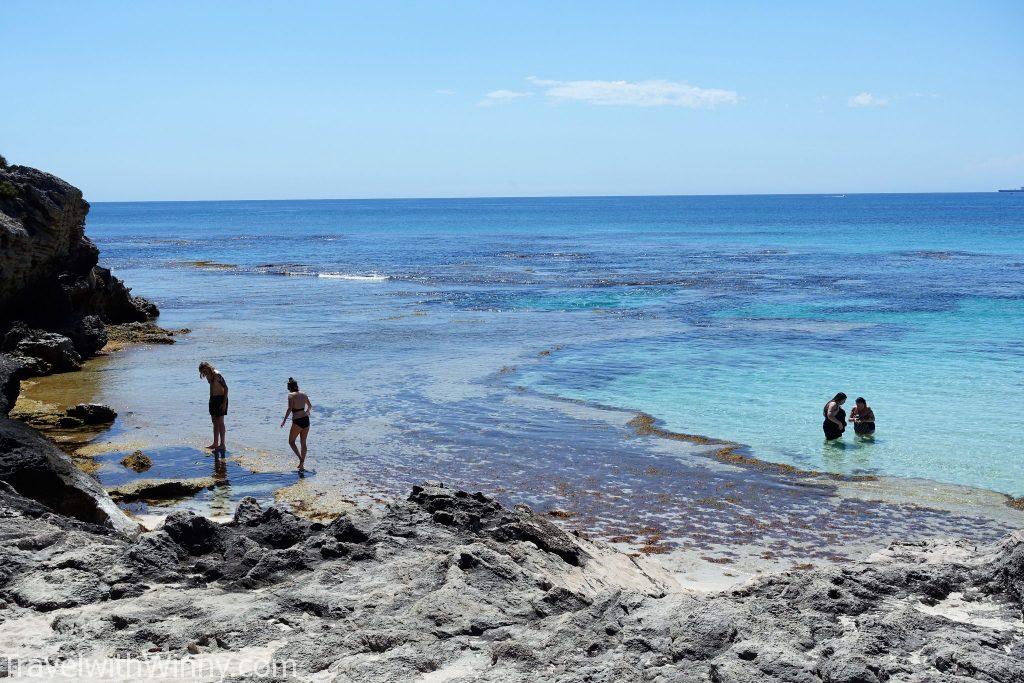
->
[87,193,1024,498]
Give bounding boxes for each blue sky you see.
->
[2,1,1023,200]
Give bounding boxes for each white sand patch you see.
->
[0,610,63,661]
[914,592,1022,632]
[415,651,490,682]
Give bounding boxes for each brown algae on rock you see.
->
[102,322,190,352]
[119,450,153,473]
[108,476,225,503]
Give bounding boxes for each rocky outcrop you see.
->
[66,402,117,424]
[0,158,165,528]
[0,160,157,364]
[0,417,139,536]
[0,481,1021,681]
[0,353,20,414]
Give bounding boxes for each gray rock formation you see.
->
[0,162,157,343]
[66,402,117,424]
[1,321,81,376]
[0,417,139,536]
[0,481,1021,682]
[0,353,20,414]
[0,158,162,528]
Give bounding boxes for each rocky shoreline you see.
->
[1,479,1022,681]
[1,159,1022,681]
[0,157,167,534]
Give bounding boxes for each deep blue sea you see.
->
[85,193,1024,507]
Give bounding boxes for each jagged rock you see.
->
[0,417,138,535]
[226,504,310,549]
[1,482,1023,682]
[61,314,108,357]
[161,510,226,555]
[0,353,21,414]
[326,512,370,543]
[119,450,152,472]
[0,163,157,330]
[0,162,159,385]
[66,402,117,424]
[2,324,81,375]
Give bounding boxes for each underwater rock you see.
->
[107,476,225,503]
[119,450,153,473]
[103,321,187,351]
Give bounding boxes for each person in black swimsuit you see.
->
[280,377,312,471]
[199,361,228,454]
[849,397,876,436]
[823,392,847,441]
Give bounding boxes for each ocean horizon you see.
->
[89,190,1003,204]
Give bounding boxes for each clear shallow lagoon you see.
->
[87,193,1024,502]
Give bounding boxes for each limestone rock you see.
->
[107,477,223,503]
[66,402,117,424]
[0,353,21,415]
[1,481,1022,682]
[0,417,138,535]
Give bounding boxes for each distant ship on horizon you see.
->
[997,185,1024,193]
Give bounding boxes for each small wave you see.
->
[318,273,389,281]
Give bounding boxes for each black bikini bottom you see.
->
[293,416,310,429]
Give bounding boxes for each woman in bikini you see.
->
[822,392,847,441]
[280,377,312,471]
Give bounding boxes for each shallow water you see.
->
[86,193,1024,499]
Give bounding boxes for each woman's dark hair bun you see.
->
[287,377,299,391]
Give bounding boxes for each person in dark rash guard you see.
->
[823,392,847,441]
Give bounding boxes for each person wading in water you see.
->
[280,377,312,471]
[823,392,847,441]
[199,361,228,454]
[849,396,876,437]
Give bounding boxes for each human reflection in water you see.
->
[209,448,231,517]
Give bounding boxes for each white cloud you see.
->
[435,89,457,96]
[848,92,888,108]
[525,76,737,108]
[478,89,533,106]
